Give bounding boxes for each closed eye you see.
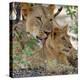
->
[36,17,42,21]
[36,16,43,24]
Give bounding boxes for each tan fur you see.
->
[20,4,55,20]
[25,24,75,72]
[20,3,32,20]
[48,5,55,15]
[26,5,55,38]
[25,5,76,72]
[45,25,72,65]
[41,25,75,72]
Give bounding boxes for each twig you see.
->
[54,6,63,18]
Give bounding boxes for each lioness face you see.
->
[52,25,74,56]
[26,5,54,43]
[26,20,52,44]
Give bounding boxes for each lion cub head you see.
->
[51,25,74,56]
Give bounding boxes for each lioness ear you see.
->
[48,5,55,15]
[63,24,68,33]
[20,3,32,20]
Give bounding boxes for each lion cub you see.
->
[43,23,76,72]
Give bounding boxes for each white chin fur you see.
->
[31,32,37,38]
[37,40,43,48]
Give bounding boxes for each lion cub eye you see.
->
[61,36,65,40]
[50,18,53,21]
[54,32,56,36]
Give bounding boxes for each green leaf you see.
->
[27,37,38,49]
[20,60,30,65]
[22,47,33,56]
[14,55,21,61]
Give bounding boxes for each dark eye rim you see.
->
[36,16,43,25]
[50,18,53,21]
[36,17,41,21]
[61,36,65,40]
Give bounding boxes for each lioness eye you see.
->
[36,17,42,21]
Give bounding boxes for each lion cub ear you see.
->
[63,24,68,33]
[53,27,60,39]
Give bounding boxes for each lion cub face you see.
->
[52,25,73,56]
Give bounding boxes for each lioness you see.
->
[25,5,63,47]
[25,5,76,72]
